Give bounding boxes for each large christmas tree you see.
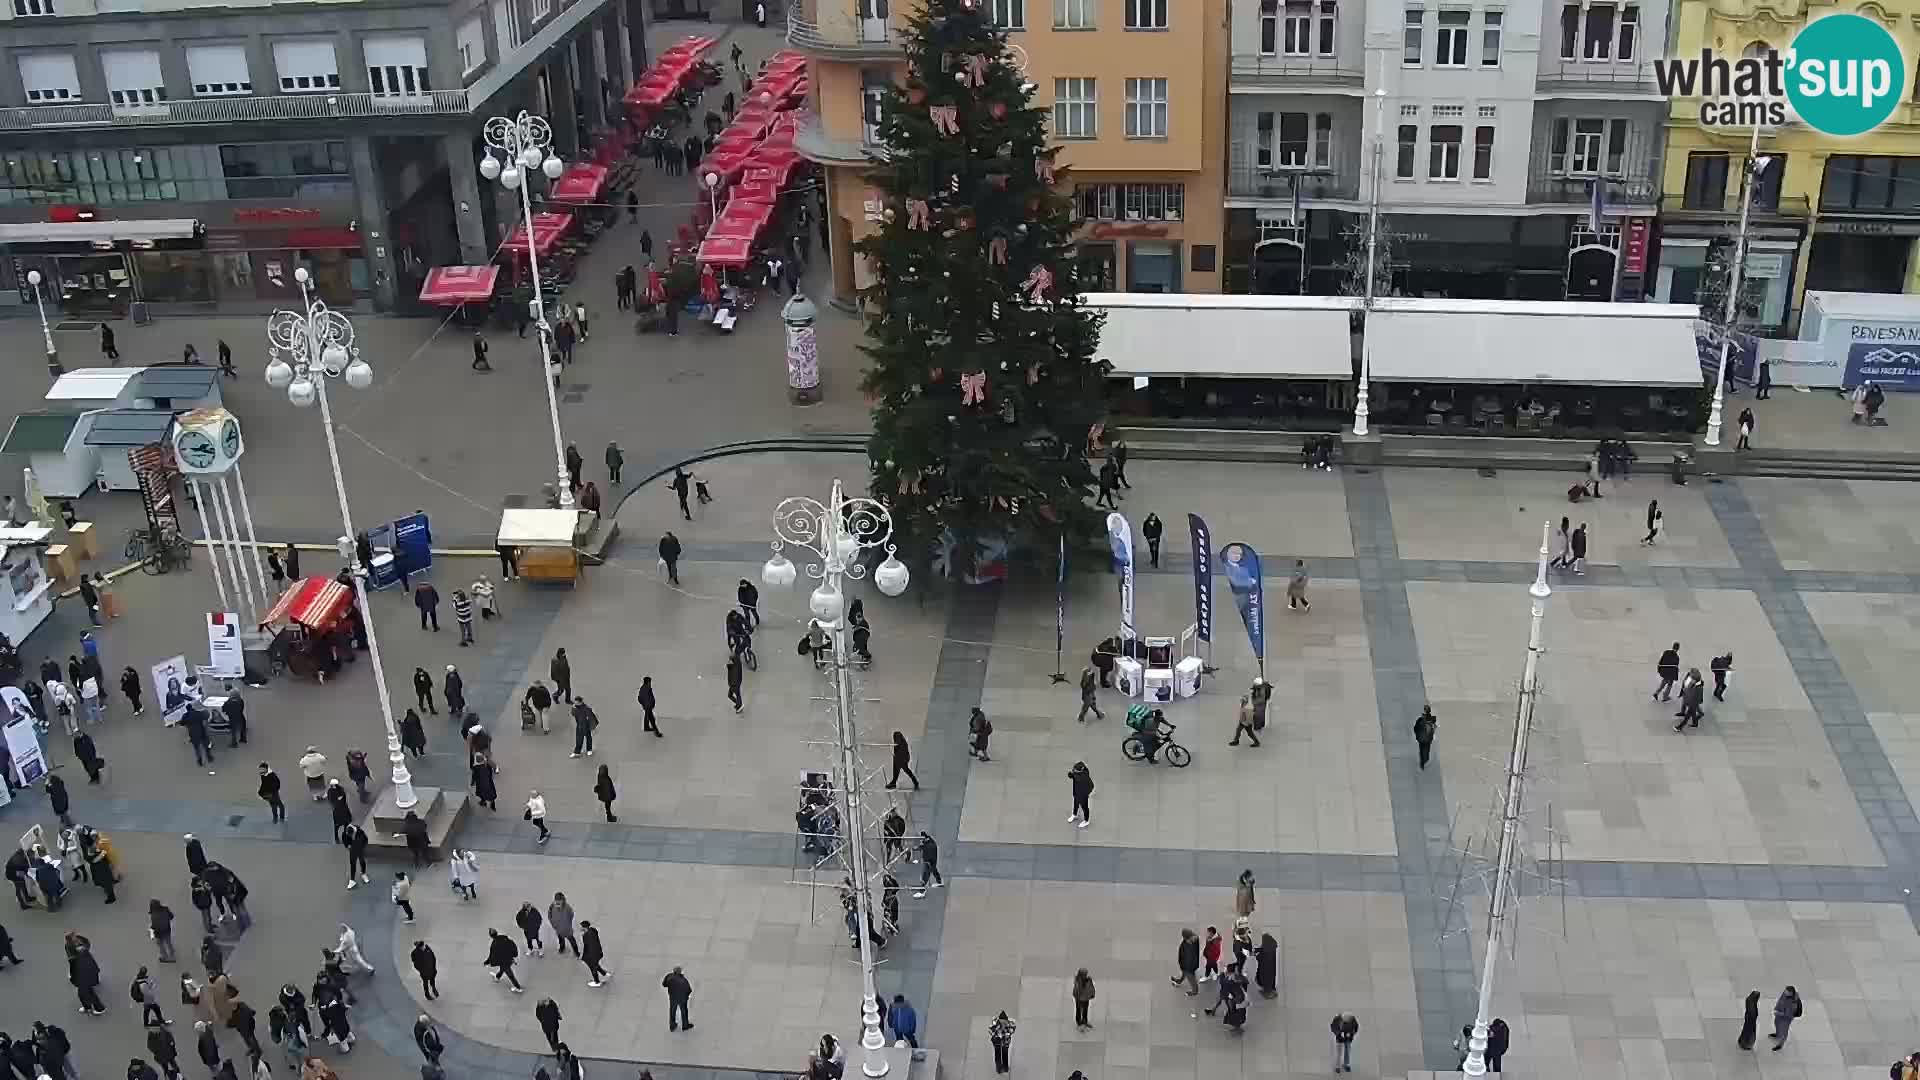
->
[857,0,1107,579]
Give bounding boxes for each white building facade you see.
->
[1224,0,1667,300]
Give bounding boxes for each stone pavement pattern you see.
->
[10,431,1920,1080]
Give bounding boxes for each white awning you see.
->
[497,508,584,548]
[1366,299,1704,386]
[45,367,144,402]
[1087,292,1360,380]
[0,219,199,244]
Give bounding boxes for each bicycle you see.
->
[1121,719,1192,768]
[125,525,192,575]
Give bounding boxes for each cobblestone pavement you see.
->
[11,438,1920,1080]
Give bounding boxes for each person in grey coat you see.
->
[547,893,579,957]
[1770,986,1802,1050]
[1674,667,1706,732]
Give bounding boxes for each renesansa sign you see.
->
[1653,13,1906,136]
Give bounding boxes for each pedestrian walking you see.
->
[1485,1018,1509,1072]
[411,668,436,715]
[1171,928,1200,994]
[47,773,72,828]
[567,698,598,758]
[514,901,545,957]
[1710,651,1734,702]
[335,923,373,974]
[1330,1014,1359,1073]
[522,790,551,844]
[591,765,618,823]
[471,334,490,372]
[484,929,523,992]
[549,648,572,704]
[659,531,682,585]
[1756,359,1773,399]
[564,445,584,493]
[148,898,178,963]
[725,654,743,714]
[525,681,553,734]
[1141,513,1162,568]
[535,998,562,1052]
[414,583,440,632]
[121,667,144,716]
[1674,667,1706,731]
[400,711,426,759]
[407,942,440,1003]
[100,325,119,361]
[572,303,589,341]
[661,967,692,1031]
[968,707,992,761]
[1642,499,1663,546]
[1200,926,1224,983]
[986,1012,1014,1074]
[1071,970,1095,1030]
[326,780,352,841]
[912,832,943,896]
[1738,407,1755,451]
[1075,661,1105,718]
[1230,694,1260,747]
[1094,461,1118,509]
[601,442,624,487]
[886,732,919,790]
[1287,560,1312,612]
[1654,643,1681,700]
[1738,989,1760,1050]
[1067,762,1093,828]
[668,468,693,520]
[1770,986,1801,1050]
[1570,523,1589,574]
[412,1017,442,1066]
[452,591,474,646]
[636,677,662,738]
[579,920,610,986]
[1414,704,1437,769]
[344,749,371,802]
[68,939,105,1015]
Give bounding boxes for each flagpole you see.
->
[1051,533,1069,684]
[1705,117,1764,448]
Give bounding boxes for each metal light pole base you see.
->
[790,384,822,406]
[46,348,63,378]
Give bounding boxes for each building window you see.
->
[1053,77,1096,138]
[365,36,431,98]
[1550,117,1629,176]
[1570,118,1603,174]
[273,40,341,93]
[1259,0,1278,52]
[1124,77,1167,137]
[18,53,80,103]
[993,0,1024,28]
[103,49,167,108]
[1400,103,1418,117]
[492,0,524,54]
[12,0,54,16]
[186,45,252,96]
[1076,183,1183,221]
[528,0,551,22]
[1256,112,1274,168]
[1317,2,1337,53]
[1396,124,1417,178]
[1432,104,1463,118]
[1561,2,1634,60]
[1314,112,1332,167]
[1282,1,1312,54]
[1403,7,1423,65]
[1481,10,1502,65]
[1277,112,1308,165]
[1683,151,1729,210]
[1750,153,1784,210]
[457,17,487,75]
[1473,125,1493,179]
[1477,104,1496,118]
[861,72,889,145]
[1619,4,1638,59]
[1428,124,1461,179]
[1125,0,1166,29]
[1054,0,1094,29]
[1819,155,1920,212]
[1435,10,1469,65]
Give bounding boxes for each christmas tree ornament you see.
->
[929,367,945,382]
[950,174,962,195]
[988,236,1008,264]
[1035,158,1057,185]
[964,55,990,87]
[907,85,927,105]
[999,360,1009,370]
[1022,265,1055,303]
[883,206,897,223]
[930,106,960,135]
[907,199,932,229]
[999,396,1016,424]
[990,101,1008,120]
[1027,362,1041,384]
[960,372,988,405]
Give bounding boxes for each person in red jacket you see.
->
[1201,926,1223,983]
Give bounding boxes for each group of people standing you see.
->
[1654,643,1735,732]
[1165,873,1279,1042]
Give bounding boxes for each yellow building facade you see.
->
[1654,0,1920,331]
[788,0,1228,310]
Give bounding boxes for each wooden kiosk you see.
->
[498,508,589,585]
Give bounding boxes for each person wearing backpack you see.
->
[967,707,992,762]
[1067,762,1093,828]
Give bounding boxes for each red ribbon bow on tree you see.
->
[930,106,960,135]
[988,236,1008,264]
[1035,158,1056,185]
[907,199,931,230]
[1022,265,1054,303]
[964,55,989,87]
[960,371,989,405]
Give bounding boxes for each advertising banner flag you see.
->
[1106,512,1136,643]
[1219,541,1265,666]
[1055,535,1067,665]
[205,612,244,679]
[1188,514,1213,644]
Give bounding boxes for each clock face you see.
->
[176,430,216,470]
[220,419,241,460]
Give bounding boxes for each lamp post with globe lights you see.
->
[761,479,911,1079]
[264,268,416,810]
[479,111,574,510]
[25,270,61,376]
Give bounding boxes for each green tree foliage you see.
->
[856,0,1107,577]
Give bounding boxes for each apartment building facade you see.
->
[788,0,1228,309]
[0,0,645,313]
[1224,0,1666,300]
[1652,0,1920,333]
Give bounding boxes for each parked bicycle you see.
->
[125,524,192,575]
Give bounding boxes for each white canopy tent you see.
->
[1086,293,1360,380]
[1365,299,1703,386]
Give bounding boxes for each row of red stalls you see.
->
[414,36,724,320]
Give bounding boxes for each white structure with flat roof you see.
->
[1089,292,1362,380]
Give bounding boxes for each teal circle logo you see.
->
[1786,14,1906,136]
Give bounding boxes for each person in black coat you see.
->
[68,943,104,1013]
[658,532,682,585]
[1485,1017,1510,1071]
[327,782,352,840]
[1254,933,1278,997]
[444,668,465,717]
[535,997,562,1051]
[401,811,431,868]
[550,650,573,704]
[228,999,259,1059]
[886,732,919,790]
[91,849,116,904]
[414,584,441,632]
[412,668,436,715]
[1068,762,1094,827]
[400,711,427,759]
[0,923,20,967]
[6,1033,37,1079]
[144,1028,178,1080]
[484,929,522,991]
[580,921,609,985]
[340,824,370,888]
[194,1022,220,1074]
[46,775,71,828]
[593,767,617,823]
[1653,643,1681,701]
[413,1016,443,1064]
[73,732,104,784]
[409,942,438,1000]
[636,678,661,737]
[1141,513,1164,568]
[120,669,143,717]
[725,654,743,713]
[471,758,498,811]
[276,985,309,1036]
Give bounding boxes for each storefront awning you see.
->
[1366,299,1704,386]
[418,265,500,305]
[261,576,352,630]
[497,508,584,548]
[1087,293,1361,379]
[548,163,609,205]
[0,219,200,244]
[697,234,753,269]
[501,212,572,257]
[80,409,173,448]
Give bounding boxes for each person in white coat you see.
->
[448,850,479,900]
[472,576,498,620]
[525,791,550,844]
[336,923,375,974]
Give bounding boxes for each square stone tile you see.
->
[1113,461,1356,560]
[1741,478,1920,573]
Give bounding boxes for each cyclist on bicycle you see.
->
[1125,705,1173,763]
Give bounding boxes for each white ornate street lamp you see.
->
[264,268,416,810]
[762,479,910,1078]
[480,111,574,509]
[25,269,61,376]
[1352,86,1385,437]
[1705,120,1771,448]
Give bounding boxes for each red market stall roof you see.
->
[698,234,753,269]
[659,36,718,60]
[742,164,788,186]
[502,211,572,257]
[549,163,610,204]
[261,576,353,630]
[418,265,500,305]
[729,179,779,205]
[746,146,800,174]
[700,143,755,179]
[710,201,772,239]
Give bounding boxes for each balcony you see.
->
[1659,193,1812,220]
[0,91,473,132]
[785,1,903,61]
[1227,158,1360,202]
[1534,61,1662,97]
[1526,171,1658,208]
[1229,55,1364,92]
[792,108,883,166]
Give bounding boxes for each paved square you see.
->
[1740,478,1920,573]
[925,879,1424,1080]
[1409,583,1880,866]
[966,577,1394,855]
[1112,463,1356,561]
[1384,469,1737,568]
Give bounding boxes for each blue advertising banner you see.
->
[1846,341,1920,389]
[1188,514,1213,644]
[1696,324,1757,386]
[392,512,434,578]
[1106,512,1136,643]
[1219,541,1264,664]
